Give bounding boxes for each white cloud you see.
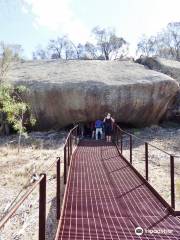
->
[21,0,91,43]
[21,4,29,14]
[119,0,180,57]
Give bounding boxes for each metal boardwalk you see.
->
[56,140,180,240]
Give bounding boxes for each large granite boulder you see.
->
[8,60,179,129]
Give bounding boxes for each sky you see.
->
[0,0,180,59]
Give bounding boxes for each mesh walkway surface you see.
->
[57,140,180,240]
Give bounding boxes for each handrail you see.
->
[0,174,44,229]
[0,125,79,240]
[116,125,176,157]
[173,155,180,158]
[46,157,60,173]
[114,123,179,214]
[0,156,61,240]
[63,125,79,184]
[0,157,60,222]
[64,125,78,146]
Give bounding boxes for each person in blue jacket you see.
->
[95,119,103,140]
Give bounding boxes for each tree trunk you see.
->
[4,123,10,135]
[18,111,24,153]
[104,51,109,60]
[0,120,10,136]
[105,55,109,60]
[18,123,22,154]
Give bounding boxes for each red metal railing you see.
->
[0,124,79,240]
[63,125,78,184]
[113,123,180,216]
[0,158,60,240]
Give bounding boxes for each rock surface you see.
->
[8,60,179,129]
[136,57,180,120]
[136,57,180,82]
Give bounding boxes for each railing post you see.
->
[170,155,175,209]
[116,128,119,145]
[114,125,116,144]
[145,142,148,181]
[120,132,123,154]
[64,146,67,184]
[130,135,132,164]
[68,138,70,166]
[39,174,46,240]
[70,133,72,156]
[68,135,70,157]
[57,157,61,220]
[76,127,78,145]
[75,128,77,145]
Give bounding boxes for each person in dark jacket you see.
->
[103,113,115,142]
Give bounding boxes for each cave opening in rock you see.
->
[78,122,95,139]
[64,122,94,138]
[117,122,136,129]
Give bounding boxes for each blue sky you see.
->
[0,0,180,59]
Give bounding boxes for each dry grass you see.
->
[0,131,66,188]
[0,130,67,240]
[176,181,180,198]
